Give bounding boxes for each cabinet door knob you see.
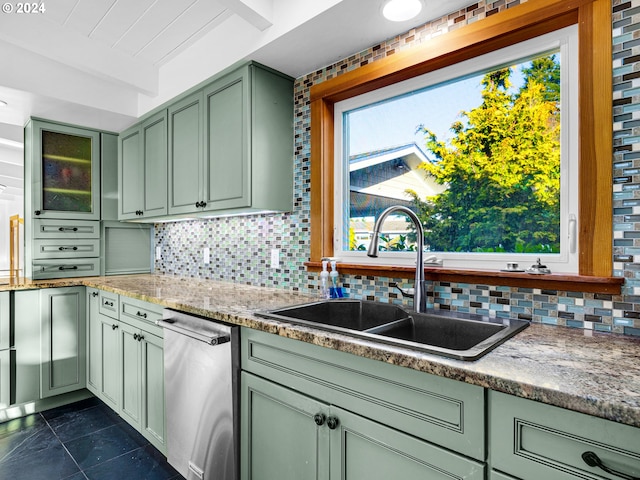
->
[200,201,206,208]
[326,416,339,430]
[112,324,118,330]
[582,451,640,480]
[133,333,139,340]
[313,413,325,426]
[138,334,144,342]
[34,210,41,216]
[91,292,98,297]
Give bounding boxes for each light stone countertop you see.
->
[4,273,640,428]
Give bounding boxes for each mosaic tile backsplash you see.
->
[156,0,640,336]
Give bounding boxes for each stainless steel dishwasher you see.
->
[159,309,239,480]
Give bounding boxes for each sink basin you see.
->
[260,299,411,332]
[257,299,528,361]
[366,311,529,360]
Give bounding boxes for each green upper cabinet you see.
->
[168,63,293,216]
[202,66,250,212]
[200,63,294,215]
[25,119,101,220]
[167,91,204,215]
[118,110,168,220]
[120,61,293,221]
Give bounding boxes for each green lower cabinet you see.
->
[98,314,121,411]
[0,291,9,409]
[489,390,640,480]
[242,371,328,480]
[118,319,166,453]
[40,287,86,398]
[120,321,142,428]
[86,289,100,395]
[242,372,484,480]
[86,290,166,454]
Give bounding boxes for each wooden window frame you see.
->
[307,0,622,294]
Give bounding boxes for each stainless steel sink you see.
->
[257,299,529,361]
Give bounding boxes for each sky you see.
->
[346,66,527,157]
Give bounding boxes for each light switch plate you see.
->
[204,247,210,264]
[155,247,161,261]
[270,248,280,269]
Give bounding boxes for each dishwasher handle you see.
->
[156,319,231,346]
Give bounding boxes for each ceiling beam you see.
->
[0,14,158,95]
[217,0,273,31]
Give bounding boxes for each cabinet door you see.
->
[40,287,86,398]
[168,92,203,215]
[141,110,168,217]
[203,67,250,211]
[119,321,142,429]
[329,405,485,480]
[0,291,9,350]
[118,125,143,220]
[99,314,121,411]
[241,372,329,480]
[140,331,165,453]
[0,291,8,408]
[29,120,101,220]
[86,288,101,396]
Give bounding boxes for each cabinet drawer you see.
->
[99,291,119,319]
[33,239,100,259]
[32,258,100,279]
[120,296,163,337]
[33,219,100,239]
[241,328,485,460]
[489,391,640,480]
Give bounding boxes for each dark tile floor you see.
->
[0,396,183,480]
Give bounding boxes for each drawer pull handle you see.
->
[582,451,640,480]
[112,324,118,330]
[136,311,148,319]
[58,227,79,232]
[91,292,98,297]
[326,416,339,430]
[58,266,78,271]
[58,246,78,251]
[104,301,114,307]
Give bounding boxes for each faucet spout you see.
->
[367,206,426,313]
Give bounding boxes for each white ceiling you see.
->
[0,0,471,200]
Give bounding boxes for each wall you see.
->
[156,0,640,336]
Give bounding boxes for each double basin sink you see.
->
[257,299,529,361]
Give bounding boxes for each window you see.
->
[309,0,613,282]
[334,26,578,272]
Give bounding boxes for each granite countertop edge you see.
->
[3,273,639,429]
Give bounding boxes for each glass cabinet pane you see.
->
[41,130,93,213]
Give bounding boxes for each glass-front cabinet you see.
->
[27,119,100,220]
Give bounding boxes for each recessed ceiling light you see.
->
[382,0,422,22]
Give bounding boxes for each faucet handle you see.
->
[391,282,415,298]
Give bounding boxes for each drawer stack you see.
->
[31,219,100,279]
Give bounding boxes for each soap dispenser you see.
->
[329,260,343,298]
[320,260,331,299]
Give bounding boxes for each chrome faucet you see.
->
[367,205,426,313]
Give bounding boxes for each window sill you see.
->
[304,262,623,295]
